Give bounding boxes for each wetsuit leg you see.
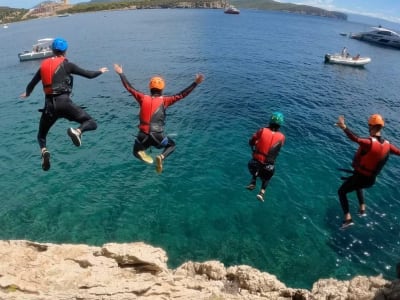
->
[259,164,274,190]
[160,137,175,159]
[356,189,365,207]
[248,159,260,178]
[56,95,97,132]
[133,131,151,159]
[338,173,375,215]
[150,132,175,159]
[37,98,58,149]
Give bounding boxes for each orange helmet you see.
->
[149,76,165,90]
[368,114,384,127]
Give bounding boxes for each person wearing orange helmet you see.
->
[113,64,204,173]
[336,114,400,229]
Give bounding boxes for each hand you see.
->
[99,67,109,73]
[195,73,204,84]
[19,92,28,99]
[336,115,346,129]
[113,64,123,74]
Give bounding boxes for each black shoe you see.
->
[340,219,354,230]
[41,150,51,171]
[246,183,256,190]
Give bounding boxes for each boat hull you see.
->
[18,51,54,62]
[324,54,371,67]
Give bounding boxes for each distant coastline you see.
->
[0,0,347,24]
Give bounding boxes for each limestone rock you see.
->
[0,240,398,300]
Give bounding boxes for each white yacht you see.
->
[350,26,400,49]
[18,38,55,62]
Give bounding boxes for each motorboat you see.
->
[224,5,240,14]
[324,53,371,67]
[18,38,55,62]
[350,26,400,49]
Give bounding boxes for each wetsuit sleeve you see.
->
[343,127,371,148]
[162,82,198,107]
[65,62,103,79]
[249,129,262,146]
[25,69,41,96]
[117,73,144,102]
[389,144,400,156]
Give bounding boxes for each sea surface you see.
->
[1,9,400,289]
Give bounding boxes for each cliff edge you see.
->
[0,240,399,299]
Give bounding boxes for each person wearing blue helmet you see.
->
[20,37,108,171]
[247,112,286,202]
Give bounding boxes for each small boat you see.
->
[224,5,240,14]
[18,38,55,62]
[58,14,70,17]
[350,26,400,49]
[3,24,8,29]
[324,53,371,67]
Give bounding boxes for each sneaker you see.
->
[340,219,354,230]
[156,155,163,173]
[246,183,256,190]
[358,210,367,217]
[256,192,265,202]
[137,150,153,164]
[41,150,51,171]
[67,128,82,147]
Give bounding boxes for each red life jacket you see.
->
[40,56,70,95]
[253,128,285,164]
[352,137,390,177]
[138,95,166,134]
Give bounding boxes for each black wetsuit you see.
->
[25,58,103,149]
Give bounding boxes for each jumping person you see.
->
[20,37,108,171]
[336,114,400,229]
[113,64,204,173]
[247,112,285,202]
[20,38,108,171]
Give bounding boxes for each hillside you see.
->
[231,0,347,20]
[0,6,29,23]
[1,0,347,22]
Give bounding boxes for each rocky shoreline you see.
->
[0,240,399,299]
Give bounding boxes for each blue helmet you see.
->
[52,37,68,52]
[270,111,284,126]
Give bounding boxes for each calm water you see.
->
[1,9,400,289]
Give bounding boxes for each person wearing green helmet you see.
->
[247,112,285,202]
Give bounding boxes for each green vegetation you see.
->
[1,0,347,22]
[58,0,223,14]
[231,0,347,20]
[0,7,29,23]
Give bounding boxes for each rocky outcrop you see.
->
[0,240,398,299]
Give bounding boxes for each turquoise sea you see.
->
[1,9,400,289]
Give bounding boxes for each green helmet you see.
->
[270,112,284,126]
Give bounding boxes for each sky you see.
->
[1,0,400,23]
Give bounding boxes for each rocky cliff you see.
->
[0,240,399,299]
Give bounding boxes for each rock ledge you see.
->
[0,240,398,299]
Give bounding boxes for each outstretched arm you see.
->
[20,69,41,99]
[68,62,108,78]
[113,64,143,99]
[163,73,205,107]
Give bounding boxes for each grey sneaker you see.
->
[67,128,82,147]
[340,219,354,230]
[256,192,265,202]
